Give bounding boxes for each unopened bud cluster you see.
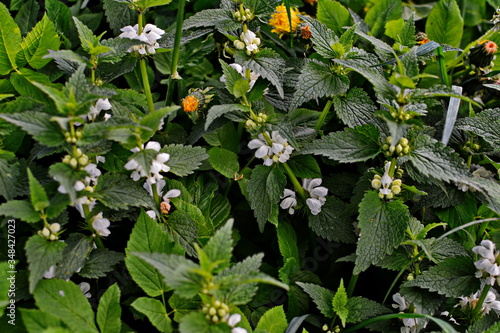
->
[322,324,340,333]
[64,129,83,144]
[372,162,404,200]
[233,7,254,22]
[245,113,268,130]
[390,107,414,122]
[39,223,61,241]
[62,148,90,170]
[202,300,230,324]
[382,137,411,157]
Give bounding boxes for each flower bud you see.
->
[379,192,385,199]
[234,40,246,50]
[385,136,392,144]
[69,158,78,169]
[212,315,219,323]
[386,192,394,199]
[382,144,389,151]
[209,307,217,316]
[214,300,221,308]
[85,186,94,193]
[395,144,403,154]
[403,146,410,155]
[78,155,89,166]
[50,223,61,233]
[392,179,402,187]
[322,324,329,331]
[371,179,382,190]
[391,185,401,195]
[389,145,395,154]
[218,309,227,317]
[49,234,58,241]
[63,155,71,164]
[399,138,409,146]
[42,227,50,238]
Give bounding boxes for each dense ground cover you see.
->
[1,0,500,332]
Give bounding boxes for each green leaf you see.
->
[455,108,500,150]
[103,0,138,35]
[425,0,463,48]
[132,297,172,332]
[308,196,356,243]
[220,60,244,96]
[0,2,22,75]
[168,294,201,323]
[73,17,108,55]
[26,235,66,293]
[283,155,321,179]
[21,13,60,69]
[296,282,334,318]
[255,305,288,333]
[94,173,155,210]
[45,0,72,41]
[34,279,98,333]
[355,191,410,274]
[161,144,209,177]
[28,168,49,212]
[0,153,20,200]
[97,284,122,333]
[183,8,238,33]
[125,210,181,297]
[56,233,93,281]
[139,106,179,142]
[204,104,250,130]
[333,88,379,129]
[0,111,65,147]
[385,14,416,48]
[208,147,239,178]
[300,124,381,163]
[405,256,480,297]
[332,280,348,327]
[247,165,287,232]
[277,222,299,262]
[79,248,124,279]
[49,162,87,203]
[346,297,390,324]
[20,309,65,333]
[167,209,200,257]
[291,59,349,110]
[0,200,40,223]
[178,312,216,333]
[202,219,233,273]
[14,0,39,36]
[300,16,338,59]
[0,261,11,317]
[365,0,402,38]
[235,48,286,98]
[317,0,352,36]
[10,69,55,105]
[135,0,173,10]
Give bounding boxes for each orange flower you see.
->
[181,95,199,113]
[269,4,301,38]
[468,40,498,68]
[480,40,498,55]
[300,25,312,40]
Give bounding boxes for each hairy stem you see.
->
[315,98,333,131]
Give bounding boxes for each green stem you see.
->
[165,0,186,106]
[471,284,491,321]
[138,13,143,34]
[152,183,160,207]
[346,273,358,297]
[435,46,451,86]
[315,99,333,131]
[388,157,397,178]
[140,58,155,113]
[282,162,306,200]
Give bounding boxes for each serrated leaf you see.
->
[283,155,321,179]
[0,200,40,223]
[299,16,338,59]
[0,2,21,75]
[365,0,402,38]
[136,0,173,9]
[26,235,66,293]
[97,284,121,333]
[405,256,479,297]
[332,280,348,327]
[103,0,137,35]
[178,312,213,333]
[355,191,410,274]
[183,8,239,34]
[132,297,172,332]
[255,305,288,333]
[455,108,500,149]
[0,111,65,147]
[56,233,93,281]
[277,222,299,262]
[28,168,49,212]
[204,104,249,130]
[161,144,208,177]
[296,282,334,318]
[317,0,352,36]
[399,286,441,317]
[0,153,20,200]
[34,279,98,333]
[19,309,65,333]
[73,17,108,55]
[168,294,201,323]
[125,210,181,297]
[220,60,244,96]
[300,124,381,163]
[425,0,463,48]
[291,59,349,111]
[21,13,60,69]
[139,106,179,142]
[202,219,233,273]
[208,147,239,178]
[308,196,356,243]
[346,297,390,323]
[333,88,379,129]
[247,165,286,232]
[79,248,124,279]
[49,162,87,203]
[94,173,155,210]
[167,209,200,257]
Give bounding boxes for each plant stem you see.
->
[471,284,491,321]
[315,98,333,131]
[165,0,186,106]
[282,162,306,200]
[435,46,451,86]
[388,157,397,178]
[140,58,155,113]
[346,273,358,297]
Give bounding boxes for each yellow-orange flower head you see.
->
[269,4,301,38]
[181,95,199,113]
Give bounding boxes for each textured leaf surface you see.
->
[455,108,500,149]
[405,256,479,297]
[300,124,381,163]
[95,173,155,210]
[103,0,137,35]
[204,104,249,130]
[161,144,208,177]
[34,279,98,333]
[308,196,356,243]
[0,3,21,75]
[333,88,379,129]
[21,13,60,69]
[0,200,40,223]
[346,297,390,323]
[365,0,402,38]
[131,297,172,333]
[255,305,288,333]
[317,0,351,35]
[425,0,463,47]
[97,284,121,333]
[0,153,20,200]
[56,233,93,281]
[355,191,410,274]
[208,147,239,178]
[247,165,286,232]
[332,280,348,327]
[297,282,334,318]
[79,249,124,279]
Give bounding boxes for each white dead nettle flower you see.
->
[144,179,181,219]
[248,131,294,166]
[456,290,500,315]
[92,212,111,237]
[241,30,261,55]
[303,178,328,215]
[119,24,165,55]
[472,240,500,285]
[455,165,495,192]
[83,98,112,122]
[280,189,297,215]
[124,141,170,184]
[220,63,260,91]
[227,313,248,333]
[392,293,424,333]
[79,282,91,298]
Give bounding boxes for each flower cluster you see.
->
[472,240,500,285]
[234,30,261,55]
[202,301,247,332]
[280,178,328,215]
[456,165,495,192]
[144,179,181,219]
[39,223,61,241]
[382,137,411,157]
[119,24,165,55]
[456,289,500,315]
[232,6,254,22]
[248,131,293,166]
[372,162,402,200]
[124,141,170,185]
[220,63,260,91]
[269,4,301,38]
[83,98,112,122]
[392,293,425,333]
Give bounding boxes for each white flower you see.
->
[43,265,56,279]
[119,23,165,55]
[248,131,293,166]
[472,240,500,285]
[227,313,247,333]
[124,141,170,184]
[143,179,181,218]
[92,212,111,237]
[58,180,85,194]
[220,63,260,90]
[84,98,112,122]
[280,189,297,215]
[241,30,260,55]
[303,178,327,215]
[457,290,500,314]
[392,293,420,333]
[79,282,91,298]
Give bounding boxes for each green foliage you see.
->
[317,0,351,36]
[161,144,209,177]
[0,2,22,75]
[254,305,288,333]
[425,0,464,47]
[208,147,239,178]
[97,284,122,333]
[332,280,349,327]
[21,13,60,69]
[131,297,172,333]
[365,0,402,38]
